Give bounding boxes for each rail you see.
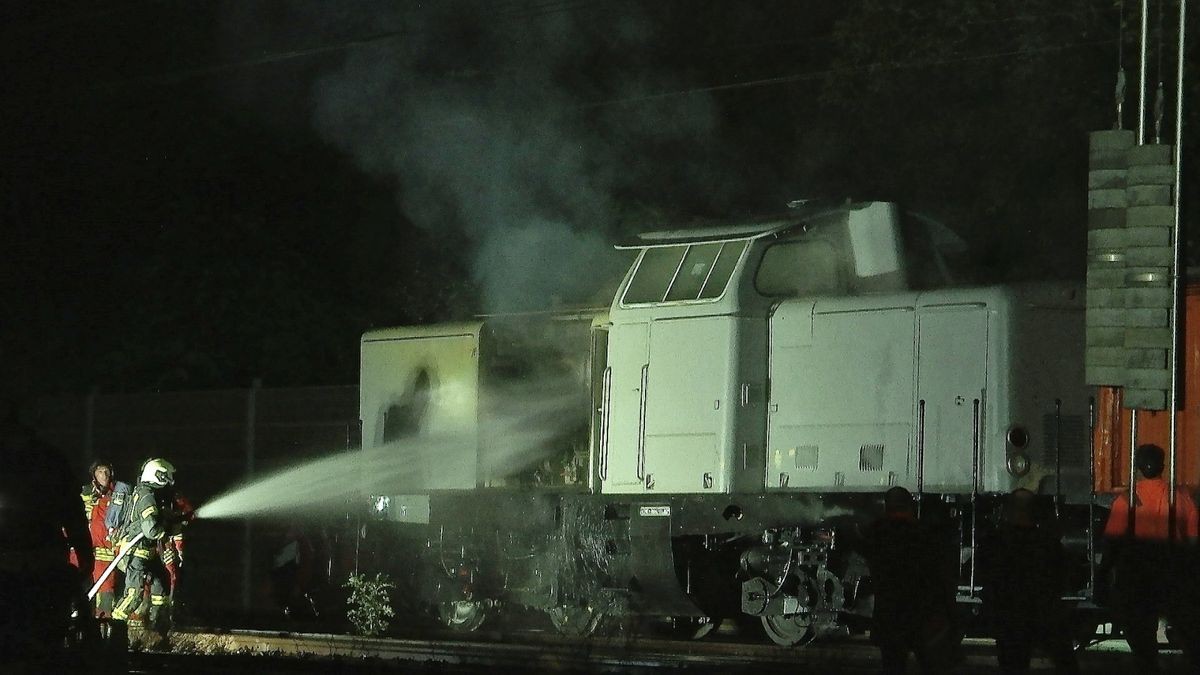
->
[160,627,1163,672]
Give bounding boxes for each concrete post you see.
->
[241,378,261,612]
[83,385,98,466]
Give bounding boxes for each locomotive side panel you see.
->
[1005,284,1090,500]
[767,302,916,491]
[916,306,989,493]
[360,324,483,493]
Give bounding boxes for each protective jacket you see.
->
[1103,477,1199,541]
[81,480,130,563]
[112,482,176,632]
[118,483,169,556]
[160,489,193,589]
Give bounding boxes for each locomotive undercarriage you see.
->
[367,490,1096,644]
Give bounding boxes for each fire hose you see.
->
[87,532,144,600]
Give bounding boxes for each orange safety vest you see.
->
[1103,477,1200,541]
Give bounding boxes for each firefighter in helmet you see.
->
[112,458,180,644]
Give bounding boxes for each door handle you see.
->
[636,364,648,480]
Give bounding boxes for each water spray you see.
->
[195,377,585,520]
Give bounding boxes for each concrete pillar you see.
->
[241,378,261,612]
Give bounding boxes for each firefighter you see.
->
[0,406,94,663]
[863,486,956,674]
[159,488,194,620]
[1102,443,1200,672]
[978,488,1078,674]
[111,458,179,646]
[79,460,130,634]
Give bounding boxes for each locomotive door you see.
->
[916,307,988,492]
[602,321,650,492]
[641,317,732,493]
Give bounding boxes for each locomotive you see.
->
[359,200,1093,644]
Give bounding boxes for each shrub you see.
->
[344,572,395,637]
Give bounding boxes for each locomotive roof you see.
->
[617,200,852,249]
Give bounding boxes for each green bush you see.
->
[344,572,395,637]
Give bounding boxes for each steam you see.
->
[244,1,721,312]
[196,375,586,520]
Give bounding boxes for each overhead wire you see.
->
[8,3,1123,115]
[709,6,1120,54]
[78,0,614,91]
[579,38,1120,109]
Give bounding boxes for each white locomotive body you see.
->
[360,201,1092,642]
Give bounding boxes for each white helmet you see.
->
[140,458,176,487]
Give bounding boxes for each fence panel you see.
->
[31,384,360,621]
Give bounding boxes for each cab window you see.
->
[623,241,747,305]
[755,239,842,297]
[623,246,686,304]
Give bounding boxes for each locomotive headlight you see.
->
[1006,453,1030,477]
[1006,426,1030,449]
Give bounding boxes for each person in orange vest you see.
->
[78,460,130,639]
[1103,443,1200,672]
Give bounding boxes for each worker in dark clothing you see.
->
[864,486,956,674]
[112,458,179,647]
[270,523,319,619]
[0,407,95,663]
[1102,443,1200,674]
[978,488,1078,674]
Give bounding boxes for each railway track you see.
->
[163,626,1172,673]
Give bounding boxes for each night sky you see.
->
[1,1,1194,397]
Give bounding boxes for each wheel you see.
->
[438,600,487,632]
[547,604,604,637]
[761,612,816,647]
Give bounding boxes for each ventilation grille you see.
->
[795,445,819,470]
[1042,415,1088,465]
[859,444,885,471]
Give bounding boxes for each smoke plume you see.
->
[221,1,720,313]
